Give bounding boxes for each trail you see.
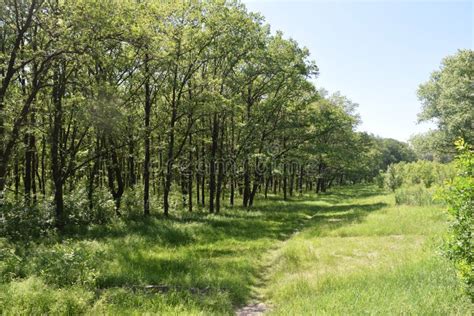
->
[235,209,318,316]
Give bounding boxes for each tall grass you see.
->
[0,196,315,315]
[263,187,471,315]
[1,186,470,314]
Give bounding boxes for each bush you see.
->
[439,140,473,299]
[394,184,439,206]
[29,240,104,288]
[384,164,404,191]
[122,186,145,218]
[380,160,455,194]
[374,173,385,189]
[0,239,23,282]
[0,184,117,241]
[65,186,115,225]
[0,201,55,241]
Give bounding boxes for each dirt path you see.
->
[234,212,317,315]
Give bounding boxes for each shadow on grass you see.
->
[34,185,388,313]
[97,200,386,308]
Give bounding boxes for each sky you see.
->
[242,0,473,141]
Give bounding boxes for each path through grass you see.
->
[262,186,471,315]
[0,186,470,314]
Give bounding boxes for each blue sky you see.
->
[242,0,473,141]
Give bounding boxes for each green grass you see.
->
[0,195,314,315]
[263,186,471,315]
[0,185,471,315]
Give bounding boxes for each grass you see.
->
[263,186,471,315]
[0,185,471,315]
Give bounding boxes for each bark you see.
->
[248,158,262,208]
[209,113,218,213]
[289,163,295,197]
[201,140,205,206]
[242,158,250,207]
[88,138,100,212]
[106,139,124,215]
[298,165,304,195]
[283,161,288,200]
[51,66,66,231]
[195,142,200,205]
[40,135,46,197]
[143,55,151,216]
[128,117,136,187]
[215,117,225,213]
[188,132,193,212]
[23,115,33,202]
[264,170,271,199]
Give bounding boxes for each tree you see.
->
[418,49,474,147]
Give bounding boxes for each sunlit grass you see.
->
[1,196,314,315]
[264,186,471,315]
[1,185,470,315]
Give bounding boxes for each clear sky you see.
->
[241,0,473,141]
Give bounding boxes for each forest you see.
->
[0,0,472,315]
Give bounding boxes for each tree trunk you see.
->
[188,132,193,212]
[242,158,250,207]
[88,137,100,212]
[216,117,224,213]
[128,117,136,187]
[298,165,304,195]
[201,140,205,207]
[209,113,218,213]
[106,140,124,215]
[283,161,288,200]
[143,55,151,216]
[51,67,65,231]
[195,142,200,206]
[289,163,295,197]
[23,117,33,203]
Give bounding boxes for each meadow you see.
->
[1,186,471,315]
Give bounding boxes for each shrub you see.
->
[439,139,473,299]
[29,240,104,288]
[380,160,455,194]
[374,173,385,188]
[0,239,23,282]
[394,184,439,206]
[65,186,115,225]
[122,186,145,218]
[0,201,55,241]
[384,164,403,191]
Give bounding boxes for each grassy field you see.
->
[263,186,471,315]
[1,186,471,315]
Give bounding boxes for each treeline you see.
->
[0,0,411,233]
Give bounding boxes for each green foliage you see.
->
[379,160,455,205]
[0,239,22,283]
[418,49,474,146]
[0,186,116,241]
[64,186,116,225]
[394,184,438,206]
[0,277,94,315]
[0,202,54,241]
[409,130,454,162]
[439,139,473,298]
[384,164,404,191]
[264,186,470,315]
[374,173,385,188]
[1,186,470,313]
[29,241,104,288]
